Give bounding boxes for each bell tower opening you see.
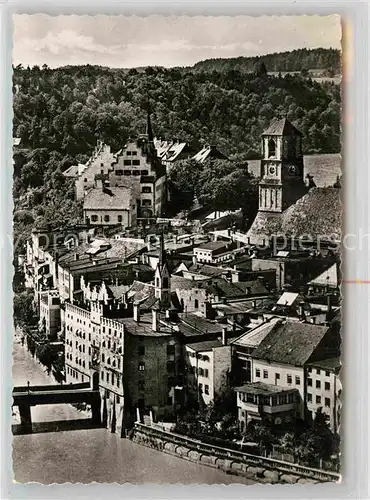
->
[268,139,276,158]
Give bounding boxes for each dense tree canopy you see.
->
[12,52,341,254]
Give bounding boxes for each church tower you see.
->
[154,234,171,307]
[259,117,305,213]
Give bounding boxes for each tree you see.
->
[255,61,268,77]
[13,290,35,327]
[245,421,275,454]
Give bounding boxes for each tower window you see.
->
[268,139,276,158]
[163,277,169,288]
[194,299,199,309]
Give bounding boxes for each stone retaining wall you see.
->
[131,424,340,484]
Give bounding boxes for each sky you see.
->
[13,14,341,69]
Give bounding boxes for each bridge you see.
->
[12,381,101,432]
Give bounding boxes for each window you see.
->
[275,373,280,380]
[132,151,137,156]
[142,199,152,206]
[325,398,331,407]
[205,385,209,395]
[138,345,145,356]
[132,159,140,166]
[91,215,98,222]
[204,369,209,378]
[198,368,204,376]
[316,380,321,389]
[111,374,115,385]
[194,299,199,309]
[106,373,110,383]
[308,368,312,373]
[203,355,210,362]
[325,382,331,391]
[167,344,175,356]
[124,170,131,176]
[133,170,140,176]
[325,371,331,377]
[287,374,292,384]
[138,380,145,391]
[316,395,321,404]
[118,215,123,223]
[141,169,148,175]
[138,362,145,371]
[198,383,203,393]
[117,378,120,388]
[124,160,131,166]
[126,151,132,156]
[263,370,268,379]
[307,378,312,387]
[115,170,123,176]
[142,186,152,193]
[316,369,321,375]
[255,369,261,378]
[295,376,301,385]
[163,277,169,288]
[104,215,110,222]
[116,395,120,404]
[84,178,87,182]
[307,393,312,402]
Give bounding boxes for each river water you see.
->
[12,336,255,485]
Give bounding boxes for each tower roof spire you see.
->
[159,230,165,267]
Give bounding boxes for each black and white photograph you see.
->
[11,13,343,486]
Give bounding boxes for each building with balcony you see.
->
[235,382,299,431]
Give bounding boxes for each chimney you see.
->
[152,307,159,332]
[133,302,140,322]
[327,294,332,313]
[192,255,197,266]
[298,301,305,320]
[221,327,227,346]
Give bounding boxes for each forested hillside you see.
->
[191,48,341,75]
[12,51,341,249]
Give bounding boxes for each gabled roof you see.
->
[308,263,340,288]
[83,186,132,211]
[251,321,330,367]
[231,317,283,348]
[262,118,302,136]
[192,145,227,163]
[277,292,299,306]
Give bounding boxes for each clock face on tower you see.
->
[289,165,297,174]
[269,165,276,176]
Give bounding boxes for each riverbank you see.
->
[12,337,256,485]
[131,423,340,485]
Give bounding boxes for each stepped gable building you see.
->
[247,117,341,247]
[63,140,117,200]
[109,110,166,218]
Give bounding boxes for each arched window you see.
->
[194,299,199,309]
[268,139,276,158]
